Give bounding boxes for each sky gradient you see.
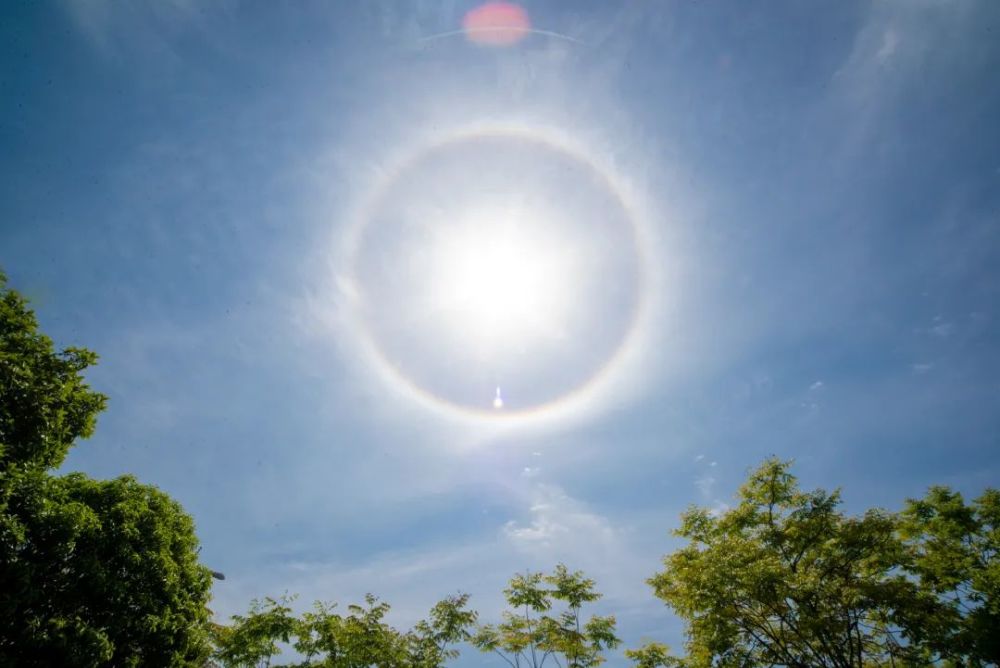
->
[2,1,999,664]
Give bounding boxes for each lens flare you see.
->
[463,2,531,46]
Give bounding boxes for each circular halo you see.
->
[339,122,654,429]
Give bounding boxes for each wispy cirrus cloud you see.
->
[66,0,224,57]
[214,479,667,635]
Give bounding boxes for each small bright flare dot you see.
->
[493,387,504,409]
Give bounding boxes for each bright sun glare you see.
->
[427,209,575,348]
[349,127,644,416]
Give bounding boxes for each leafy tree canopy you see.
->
[0,272,212,666]
[210,592,476,668]
[645,458,998,668]
[0,271,106,472]
[624,642,681,668]
[472,564,620,668]
[899,485,999,664]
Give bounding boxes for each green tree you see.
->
[297,594,410,668]
[643,458,1000,668]
[472,565,620,668]
[0,272,106,473]
[213,592,476,668]
[624,642,682,668]
[0,272,213,666]
[409,593,479,667]
[646,458,936,667]
[212,596,297,668]
[900,486,1000,665]
[0,472,214,666]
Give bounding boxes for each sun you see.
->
[426,207,576,350]
[345,126,647,418]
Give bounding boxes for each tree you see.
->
[0,472,214,666]
[644,458,998,667]
[899,486,999,665]
[0,272,106,473]
[624,642,681,668]
[646,458,921,667]
[409,593,479,667]
[211,596,297,668]
[211,592,476,668]
[0,272,213,666]
[472,564,620,668]
[296,594,410,668]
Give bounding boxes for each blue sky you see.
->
[2,1,999,664]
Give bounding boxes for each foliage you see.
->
[299,595,410,667]
[644,458,999,668]
[0,470,214,666]
[0,271,107,472]
[409,593,479,667]
[624,642,682,668]
[471,564,620,668]
[211,596,297,668]
[0,272,213,666]
[211,592,476,668]
[900,486,1000,664]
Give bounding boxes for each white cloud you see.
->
[214,482,665,634]
[694,475,715,498]
[65,0,230,60]
[497,482,661,611]
[694,468,728,518]
[708,500,731,518]
[875,28,900,65]
[503,484,618,556]
[829,0,980,150]
[215,539,508,628]
[931,321,954,338]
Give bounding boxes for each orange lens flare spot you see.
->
[463,2,531,46]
